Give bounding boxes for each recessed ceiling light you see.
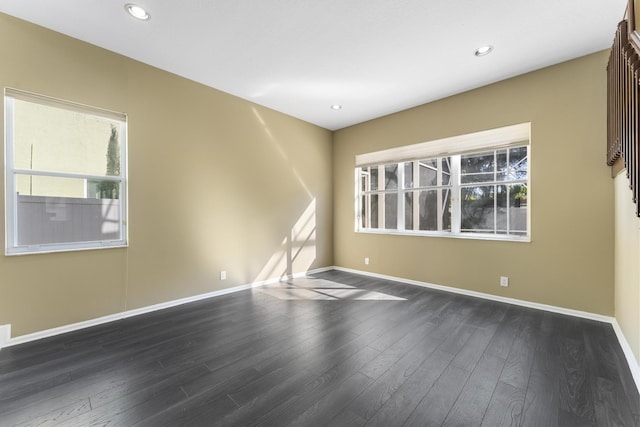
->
[125,4,150,20]
[330,104,342,110]
[474,45,493,57]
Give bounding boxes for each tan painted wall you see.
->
[0,14,333,337]
[614,173,640,363]
[334,51,615,315]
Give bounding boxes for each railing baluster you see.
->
[608,19,640,216]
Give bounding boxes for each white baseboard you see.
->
[2,266,333,349]
[611,319,640,393]
[333,266,613,322]
[0,324,10,349]
[333,266,640,394]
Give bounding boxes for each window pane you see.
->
[497,146,528,181]
[461,152,495,184]
[495,185,508,234]
[419,159,438,187]
[461,185,495,232]
[461,152,495,173]
[370,194,379,228]
[441,157,451,186]
[510,147,528,179]
[441,189,452,231]
[418,189,451,231]
[497,149,508,173]
[509,184,528,234]
[415,158,452,187]
[404,162,413,188]
[494,184,528,235]
[370,167,378,191]
[13,99,121,177]
[384,193,397,229]
[385,164,398,190]
[404,192,413,230]
[15,174,122,246]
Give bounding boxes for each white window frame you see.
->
[4,88,128,255]
[355,123,531,242]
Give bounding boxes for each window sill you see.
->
[6,241,128,256]
[356,229,531,243]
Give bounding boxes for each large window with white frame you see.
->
[4,89,128,255]
[356,123,530,241]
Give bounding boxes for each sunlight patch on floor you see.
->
[257,277,406,301]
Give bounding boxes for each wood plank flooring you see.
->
[0,270,638,426]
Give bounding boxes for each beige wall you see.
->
[334,51,614,315]
[614,172,640,363]
[0,14,333,337]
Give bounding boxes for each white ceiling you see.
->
[0,0,627,130]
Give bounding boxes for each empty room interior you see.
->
[0,0,639,426]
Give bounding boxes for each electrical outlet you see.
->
[364,257,370,265]
[220,271,227,280]
[500,276,509,287]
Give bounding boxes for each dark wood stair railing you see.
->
[607,14,640,216]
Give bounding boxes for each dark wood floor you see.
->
[0,270,638,427]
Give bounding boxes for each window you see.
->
[4,89,128,254]
[356,123,530,241]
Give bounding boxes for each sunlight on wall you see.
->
[254,198,317,282]
[252,107,313,198]
[250,106,318,283]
